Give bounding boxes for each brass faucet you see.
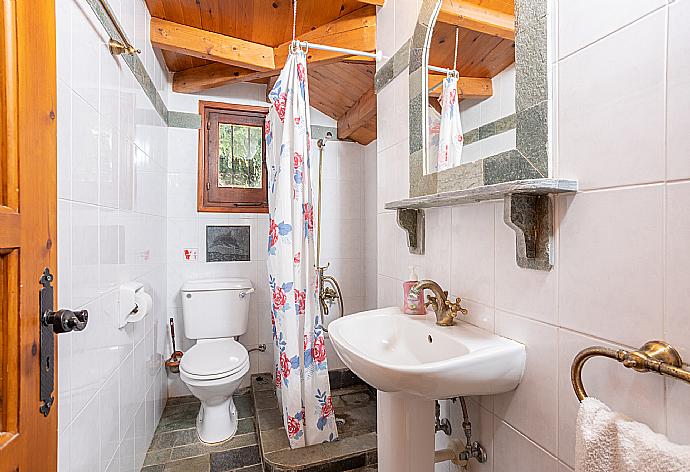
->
[409,280,468,326]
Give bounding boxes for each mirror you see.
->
[408,0,548,198]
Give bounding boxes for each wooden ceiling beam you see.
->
[358,0,514,40]
[337,86,376,140]
[274,5,376,66]
[150,17,276,71]
[427,74,493,98]
[171,6,377,94]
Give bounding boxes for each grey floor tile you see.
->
[145,449,172,466]
[210,445,261,471]
[251,373,274,392]
[166,396,200,407]
[141,466,165,472]
[237,417,256,435]
[259,428,290,454]
[232,465,263,472]
[170,433,257,461]
[235,395,255,419]
[253,389,279,411]
[257,409,283,431]
[164,454,211,472]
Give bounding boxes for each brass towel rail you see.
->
[97,0,141,56]
[571,340,690,401]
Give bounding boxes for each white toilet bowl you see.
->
[179,338,250,443]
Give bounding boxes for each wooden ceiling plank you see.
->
[427,74,493,98]
[437,0,514,40]
[273,6,377,68]
[358,0,514,40]
[171,7,376,93]
[198,0,222,32]
[337,86,376,140]
[150,17,276,71]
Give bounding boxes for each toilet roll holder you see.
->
[118,281,151,328]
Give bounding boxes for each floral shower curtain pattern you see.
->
[437,76,464,171]
[265,50,338,448]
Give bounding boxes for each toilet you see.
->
[179,277,254,444]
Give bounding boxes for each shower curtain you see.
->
[265,50,338,448]
[437,75,464,171]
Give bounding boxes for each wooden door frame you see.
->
[0,0,58,470]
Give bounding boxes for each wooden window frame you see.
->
[198,101,270,213]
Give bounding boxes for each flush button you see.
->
[186,293,192,299]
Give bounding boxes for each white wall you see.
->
[364,141,378,311]
[56,0,170,471]
[375,1,690,471]
[165,83,370,391]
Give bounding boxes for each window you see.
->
[199,101,269,212]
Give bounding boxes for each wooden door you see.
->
[0,0,58,470]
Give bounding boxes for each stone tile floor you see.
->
[142,391,262,472]
[251,374,378,472]
[144,371,378,472]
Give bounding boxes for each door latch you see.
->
[39,268,89,416]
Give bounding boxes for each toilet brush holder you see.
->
[165,351,184,374]
[166,317,184,373]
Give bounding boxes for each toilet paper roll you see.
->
[127,290,152,324]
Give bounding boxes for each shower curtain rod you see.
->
[428,64,459,77]
[291,40,382,62]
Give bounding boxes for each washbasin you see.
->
[328,306,526,399]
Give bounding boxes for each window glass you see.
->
[218,123,263,189]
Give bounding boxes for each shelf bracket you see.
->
[503,194,553,271]
[397,208,425,255]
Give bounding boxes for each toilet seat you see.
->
[180,338,249,381]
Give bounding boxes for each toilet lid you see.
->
[180,339,249,378]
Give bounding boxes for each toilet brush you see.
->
[164,317,184,373]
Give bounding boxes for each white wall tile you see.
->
[666,0,690,181]
[665,182,690,359]
[71,0,102,112]
[494,311,559,455]
[557,0,666,59]
[99,372,120,469]
[376,0,396,67]
[494,203,557,324]
[558,186,664,347]
[71,93,100,205]
[168,128,200,173]
[557,10,666,190]
[450,202,495,306]
[167,172,199,217]
[70,395,101,472]
[493,418,558,472]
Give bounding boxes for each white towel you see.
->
[576,397,690,472]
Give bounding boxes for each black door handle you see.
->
[42,309,89,334]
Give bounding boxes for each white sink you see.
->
[328,306,526,399]
[328,306,527,472]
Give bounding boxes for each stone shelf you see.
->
[384,178,577,210]
[385,179,578,271]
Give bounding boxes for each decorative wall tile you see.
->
[206,226,251,262]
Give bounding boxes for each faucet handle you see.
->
[446,297,468,318]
